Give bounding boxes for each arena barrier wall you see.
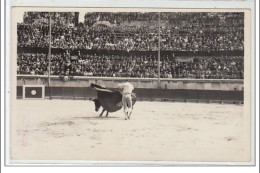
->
[17,75,244,103]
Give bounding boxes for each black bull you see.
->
[90,83,137,117]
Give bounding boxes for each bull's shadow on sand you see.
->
[73,116,121,121]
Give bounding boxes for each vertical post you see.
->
[158,12,161,88]
[48,13,52,98]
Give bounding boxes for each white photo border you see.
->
[3,0,257,167]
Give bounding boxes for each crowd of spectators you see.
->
[23,12,77,26]
[84,12,159,26]
[17,12,244,79]
[18,12,244,52]
[17,53,244,79]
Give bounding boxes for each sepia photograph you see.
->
[9,7,252,164]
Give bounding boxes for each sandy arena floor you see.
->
[10,100,250,162]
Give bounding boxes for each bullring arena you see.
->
[11,10,251,163]
[11,76,250,162]
[12,99,249,162]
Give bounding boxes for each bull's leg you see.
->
[105,111,109,117]
[99,109,105,117]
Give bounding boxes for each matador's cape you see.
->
[90,83,136,112]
